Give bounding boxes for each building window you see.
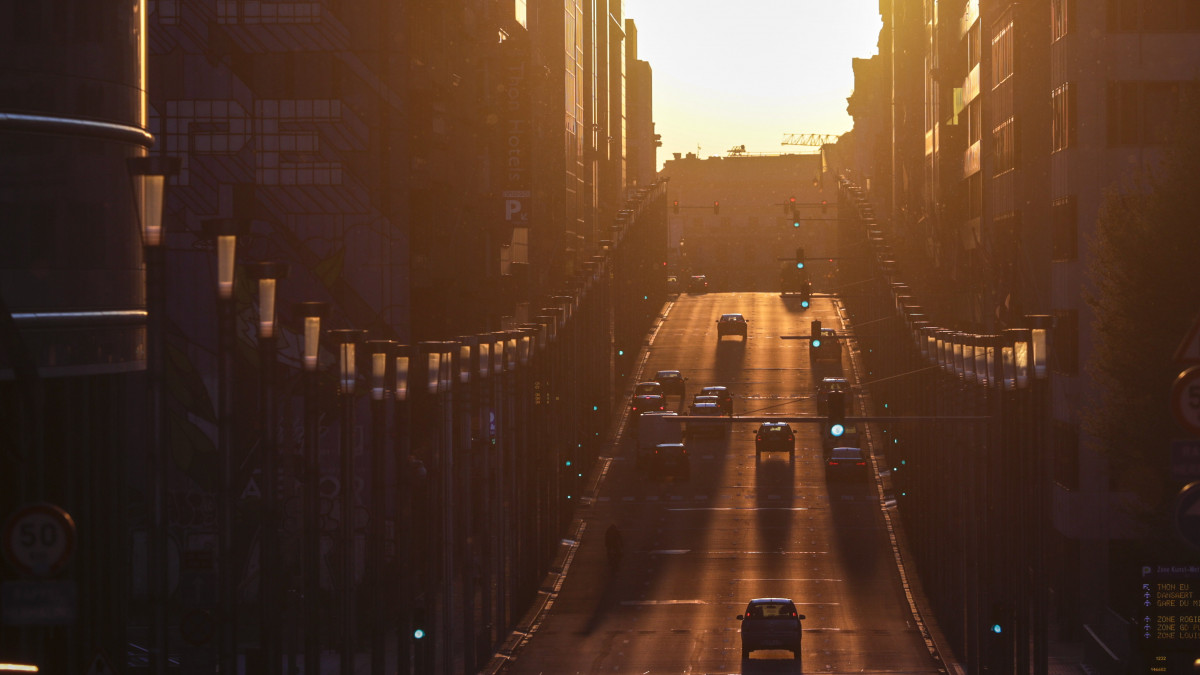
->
[991,21,1014,85]
[1053,420,1079,490]
[993,118,1016,175]
[1051,197,1077,261]
[1107,0,1200,31]
[1051,0,1072,41]
[1052,308,1078,375]
[1107,81,1196,146]
[1051,83,1075,152]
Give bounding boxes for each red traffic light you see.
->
[713,201,720,215]
[673,200,679,214]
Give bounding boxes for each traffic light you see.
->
[795,247,805,270]
[827,391,846,437]
[810,319,822,347]
[673,199,679,214]
[713,200,720,215]
[792,208,801,227]
[821,199,828,214]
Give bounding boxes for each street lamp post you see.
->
[296,301,328,675]
[126,154,180,675]
[203,217,244,674]
[365,339,395,675]
[1026,315,1053,675]
[247,262,289,675]
[328,328,364,675]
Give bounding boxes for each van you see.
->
[637,412,682,469]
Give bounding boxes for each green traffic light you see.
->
[830,423,845,437]
[812,339,821,348]
[414,628,426,639]
[795,261,805,270]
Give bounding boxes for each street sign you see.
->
[1171,367,1200,436]
[2,503,76,577]
[1171,440,1200,482]
[1175,482,1200,550]
[0,580,76,625]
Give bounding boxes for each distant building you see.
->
[659,153,828,292]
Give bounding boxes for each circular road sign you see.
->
[1175,482,1200,550]
[3,503,76,578]
[1172,366,1200,436]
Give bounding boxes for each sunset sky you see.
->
[628,1,884,169]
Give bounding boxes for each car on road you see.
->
[652,369,687,398]
[697,385,733,415]
[633,381,664,398]
[688,274,709,293]
[686,401,725,438]
[826,446,870,480]
[648,442,689,480]
[666,275,680,294]
[755,422,795,459]
[717,313,748,340]
[816,376,850,416]
[737,597,804,660]
[631,394,666,415]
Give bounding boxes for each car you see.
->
[631,394,666,415]
[755,422,795,459]
[826,446,870,480]
[653,370,687,398]
[633,381,664,398]
[688,274,709,293]
[648,442,689,480]
[737,598,805,660]
[816,377,850,415]
[697,385,733,415]
[666,275,680,294]
[716,313,748,340]
[686,401,725,437]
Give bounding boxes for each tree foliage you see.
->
[1086,97,1200,535]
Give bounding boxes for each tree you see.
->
[1086,93,1200,536]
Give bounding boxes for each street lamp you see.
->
[365,339,394,675]
[294,301,327,675]
[202,217,245,673]
[127,154,180,675]
[327,328,365,675]
[246,262,289,675]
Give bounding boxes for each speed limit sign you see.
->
[3,503,76,578]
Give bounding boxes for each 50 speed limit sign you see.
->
[1173,367,1200,436]
[3,503,76,578]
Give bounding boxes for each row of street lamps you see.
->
[839,179,1054,675]
[126,153,653,673]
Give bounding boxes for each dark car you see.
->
[633,381,664,398]
[826,446,870,480]
[653,369,687,398]
[737,598,804,660]
[816,376,850,416]
[686,401,725,438]
[631,394,666,415]
[716,313,748,340]
[649,442,689,480]
[698,385,733,415]
[755,422,795,459]
[666,275,680,294]
[688,274,709,293]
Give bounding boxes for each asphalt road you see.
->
[502,291,946,674]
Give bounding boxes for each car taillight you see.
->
[856,461,867,466]
[827,460,837,466]
[756,434,762,441]
[787,435,794,442]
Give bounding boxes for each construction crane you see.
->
[781,133,840,146]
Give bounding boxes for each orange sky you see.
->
[628,1,884,167]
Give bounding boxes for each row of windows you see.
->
[983,80,1190,167]
[1052,0,1200,37]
